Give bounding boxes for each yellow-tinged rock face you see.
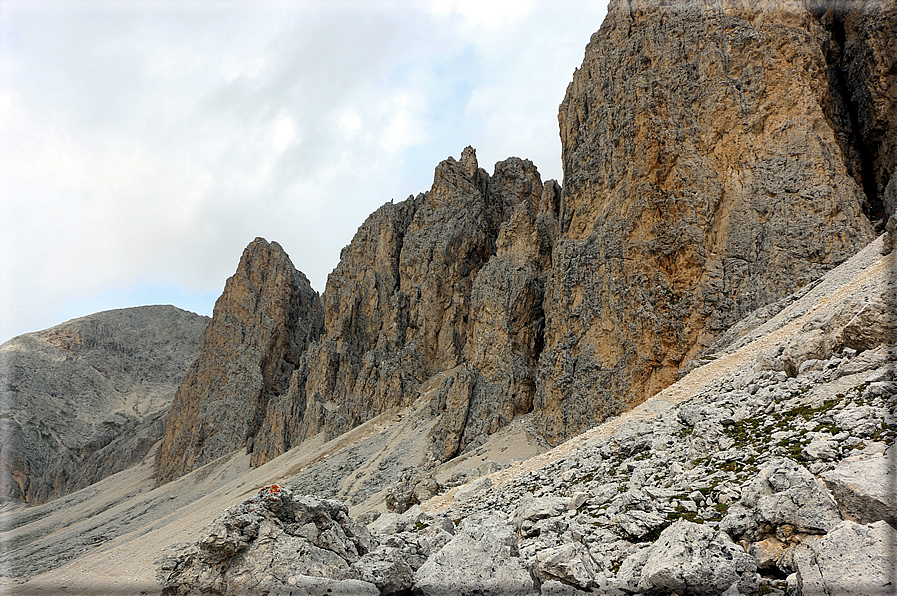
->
[535,0,892,444]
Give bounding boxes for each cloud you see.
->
[0,0,608,342]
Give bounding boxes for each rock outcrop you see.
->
[0,306,208,504]
[159,485,380,596]
[536,0,890,444]
[154,239,323,485]
[248,148,559,469]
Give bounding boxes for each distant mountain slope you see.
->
[0,305,208,504]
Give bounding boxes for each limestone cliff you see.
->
[154,239,323,485]
[251,149,560,466]
[0,306,208,504]
[534,0,889,444]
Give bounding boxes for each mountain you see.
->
[3,0,896,593]
[153,239,323,485]
[538,0,891,442]
[152,0,894,486]
[0,306,208,504]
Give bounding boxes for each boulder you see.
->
[455,476,493,502]
[513,496,570,532]
[352,546,415,595]
[159,486,373,596]
[531,542,599,589]
[791,520,897,596]
[413,512,534,596]
[630,520,758,596]
[822,452,897,527]
[723,458,841,540]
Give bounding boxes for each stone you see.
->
[271,575,379,596]
[738,458,842,536]
[413,512,534,596]
[750,537,787,570]
[822,452,897,527]
[791,520,897,596]
[159,486,373,596]
[368,512,407,536]
[616,545,651,593]
[612,510,668,541]
[782,330,833,378]
[531,542,599,589]
[455,476,492,502]
[635,520,758,596]
[352,546,415,595]
[513,496,570,533]
[385,467,440,513]
[836,267,897,352]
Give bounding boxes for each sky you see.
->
[0,0,608,344]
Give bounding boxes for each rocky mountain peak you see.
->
[459,145,479,178]
[536,0,890,444]
[153,238,323,485]
[253,150,559,469]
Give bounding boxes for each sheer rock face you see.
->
[154,239,323,484]
[0,306,208,504]
[535,0,884,444]
[817,0,897,221]
[252,149,560,467]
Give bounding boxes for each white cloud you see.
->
[272,114,297,154]
[0,0,609,342]
[430,0,536,29]
[379,91,428,155]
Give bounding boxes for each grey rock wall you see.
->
[0,305,208,504]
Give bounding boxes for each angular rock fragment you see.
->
[626,520,758,596]
[790,520,897,596]
[531,542,599,589]
[159,486,374,596]
[722,458,842,541]
[822,451,897,527]
[413,512,534,596]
